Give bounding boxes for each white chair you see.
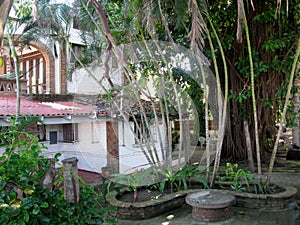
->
[199,136,206,149]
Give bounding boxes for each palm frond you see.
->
[188,0,206,54]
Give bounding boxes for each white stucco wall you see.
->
[54,42,62,94]
[42,121,107,173]
[118,121,167,174]
[67,59,122,95]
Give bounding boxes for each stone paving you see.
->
[117,204,300,225]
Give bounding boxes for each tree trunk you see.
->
[0,0,13,48]
[244,120,255,172]
[221,0,284,163]
[7,32,21,119]
[267,38,300,185]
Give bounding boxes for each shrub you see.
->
[0,117,116,224]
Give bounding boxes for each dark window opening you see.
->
[49,131,58,144]
[62,123,78,142]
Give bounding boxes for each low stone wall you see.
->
[106,189,201,220]
[234,185,297,209]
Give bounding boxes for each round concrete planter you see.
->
[232,185,297,210]
[185,190,236,222]
[106,188,204,220]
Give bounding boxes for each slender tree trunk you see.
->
[0,0,14,48]
[206,18,229,187]
[267,38,300,185]
[244,120,255,172]
[242,2,262,179]
[7,32,21,120]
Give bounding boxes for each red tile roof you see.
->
[0,94,96,117]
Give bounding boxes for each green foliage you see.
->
[0,182,116,225]
[235,50,269,78]
[108,164,209,201]
[157,164,209,193]
[108,167,159,202]
[14,0,33,18]
[220,163,263,194]
[157,166,181,193]
[0,118,116,224]
[176,164,209,190]
[0,118,49,190]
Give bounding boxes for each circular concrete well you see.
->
[185,190,236,222]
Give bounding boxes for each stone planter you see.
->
[215,180,297,210]
[106,184,297,220]
[233,185,297,210]
[106,188,204,220]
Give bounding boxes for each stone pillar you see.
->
[62,157,79,204]
[40,158,55,191]
[106,120,119,173]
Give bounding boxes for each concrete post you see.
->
[40,158,55,191]
[62,157,79,204]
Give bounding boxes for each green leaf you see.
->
[32,206,40,215]
[7,191,17,201]
[21,197,34,209]
[20,176,29,183]
[38,215,50,224]
[23,214,30,223]
[0,215,9,224]
[40,202,49,208]
[8,208,20,217]
[17,219,25,225]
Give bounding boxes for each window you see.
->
[62,123,78,142]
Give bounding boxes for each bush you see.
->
[0,117,116,224]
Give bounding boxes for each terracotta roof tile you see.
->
[0,94,96,117]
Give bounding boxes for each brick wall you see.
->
[59,49,67,94]
[30,40,55,94]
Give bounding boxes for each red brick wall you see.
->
[59,48,67,94]
[29,40,55,94]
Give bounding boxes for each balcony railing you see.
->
[0,78,27,93]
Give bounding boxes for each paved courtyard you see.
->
[117,204,300,225]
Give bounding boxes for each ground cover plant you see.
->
[107,164,209,203]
